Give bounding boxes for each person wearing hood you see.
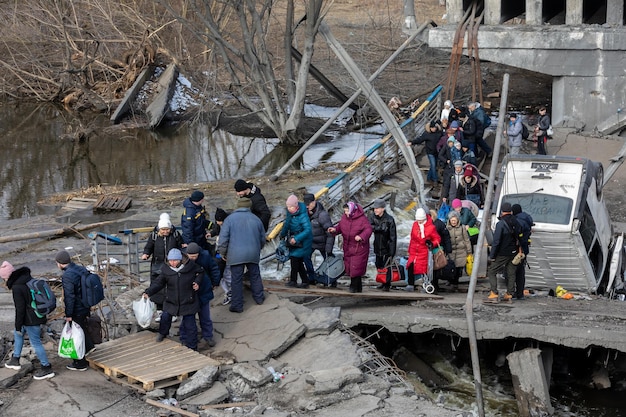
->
[405,208,441,292]
[1,261,55,380]
[181,190,210,249]
[440,99,455,122]
[328,201,373,293]
[281,195,313,288]
[505,113,523,155]
[458,110,478,153]
[234,179,272,231]
[217,198,267,313]
[369,199,397,292]
[141,213,184,317]
[459,167,484,208]
[438,136,463,181]
[143,248,204,349]
[468,102,493,157]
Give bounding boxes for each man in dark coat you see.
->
[458,111,478,153]
[512,203,534,299]
[185,243,221,348]
[143,248,204,350]
[234,179,272,231]
[181,190,210,249]
[218,198,267,313]
[1,261,55,380]
[55,250,95,371]
[408,121,441,183]
[368,199,397,291]
[303,193,335,285]
[487,203,522,301]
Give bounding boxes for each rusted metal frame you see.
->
[472,9,486,104]
[467,2,477,101]
[445,7,473,100]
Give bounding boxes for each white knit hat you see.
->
[415,208,427,221]
[158,219,172,229]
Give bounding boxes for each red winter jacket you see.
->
[407,215,441,275]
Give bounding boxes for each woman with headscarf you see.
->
[405,208,441,292]
[328,202,373,293]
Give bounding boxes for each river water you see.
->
[0,103,380,220]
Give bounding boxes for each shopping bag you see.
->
[58,321,85,360]
[432,246,448,270]
[437,203,450,222]
[375,264,402,284]
[133,297,156,329]
[465,254,474,276]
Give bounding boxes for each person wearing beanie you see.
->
[405,206,441,292]
[181,190,210,250]
[55,250,96,371]
[486,202,523,302]
[368,198,397,291]
[506,112,523,155]
[143,247,203,349]
[207,207,233,306]
[302,193,335,286]
[184,242,221,349]
[459,166,484,208]
[142,213,183,318]
[1,261,55,380]
[234,179,271,231]
[511,203,534,300]
[458,108,477,153]
[281,195,313,289]
[217,192,267,313]
[302,193,316,206]
[328,202,372,293]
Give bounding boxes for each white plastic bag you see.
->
[58,321,85,359]
[133,297,156,328]
[547,125,554,136]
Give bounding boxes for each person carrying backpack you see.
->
[55,250,95,372]
[512,204,534,299]
[1,261,55,380]
[468,102,493,158]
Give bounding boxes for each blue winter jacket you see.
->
[181,198,209,246]
[189,248,221,305]
[280,202,313,259]
[217,208,266,266]
[61,263,91,317]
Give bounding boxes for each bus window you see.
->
[502,193,573,225]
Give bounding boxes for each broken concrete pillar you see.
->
[507,348,554,416]
[566,0,583,25]
[485,0,502,25]
[607,0,625,26]
[446,0,463,24]
[525,0,543,25]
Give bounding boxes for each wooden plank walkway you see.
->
[93,195,132,213]
[263,282,443,300]
[86,332,219,391]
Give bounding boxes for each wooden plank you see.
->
[262,282,443,300]
[146,398,199,417]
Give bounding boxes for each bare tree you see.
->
[159,0,329,145]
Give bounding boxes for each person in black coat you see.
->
[143,248,204,350]
[1,262,55,380]
[55,250,96,371]
[487,203,522,301]
[458,111,478,153]
[368,199,397,291]
[408,121,441,183]
[512,204,534,299]
[303,193,335,285]
[234,179,272,231]
[430,209,453,293]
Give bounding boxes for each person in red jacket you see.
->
[405,208,441,292]
[328,202,373,293]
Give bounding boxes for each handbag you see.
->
[432,246,448,270]
[58,321,86,360]
[546,125,554,136]
[275,239,290,263]
[375,260,402,284]
[465,253,474,275]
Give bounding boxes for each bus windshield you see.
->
[502,193,573,225]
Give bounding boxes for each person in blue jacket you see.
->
[181,190,210,249]
[184,242,220,348]
[505,113,523,155]
[281,195,313,288]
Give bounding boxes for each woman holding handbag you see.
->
[446,210,472,292]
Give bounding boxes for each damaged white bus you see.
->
[491,155,624,295]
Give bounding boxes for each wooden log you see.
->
[0,220,120,243]
[145,398,199,417]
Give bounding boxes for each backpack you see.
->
[521,123,530,140]
[26,278,57,318]
[80,269,105,308]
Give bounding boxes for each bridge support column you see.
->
[507,348,554,417]
[566,0,583,25]
[607,0,624,26]
[485,0,502,25]
[446,0,463,24]
[526,0,543,25]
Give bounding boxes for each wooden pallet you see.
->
[86,332,219,391]
[93,195,132,213]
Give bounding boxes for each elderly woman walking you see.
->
[405,208,441,292]
[328,202,372,293]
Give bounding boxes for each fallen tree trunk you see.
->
[0,220,120,243]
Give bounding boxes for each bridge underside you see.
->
[426,25,626,133]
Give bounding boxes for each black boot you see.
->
[349,278,357,293]
[355,276,363,293]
